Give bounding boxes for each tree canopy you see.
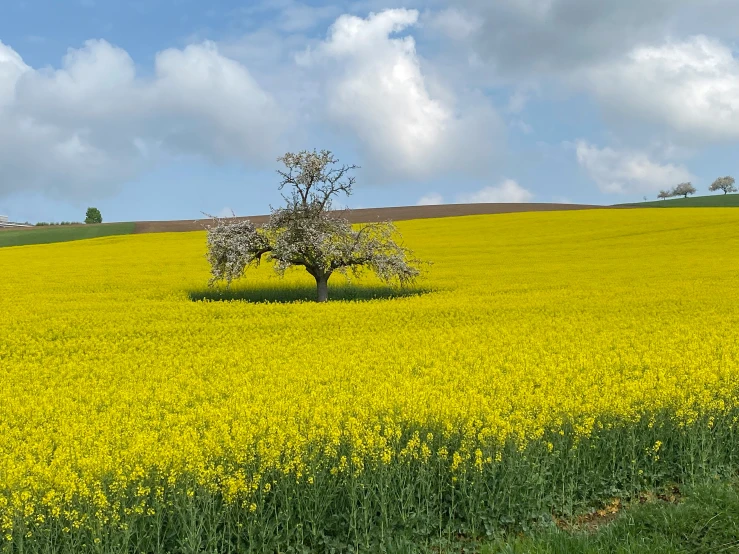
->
[85,207,102,224]
[709,176,736,195]
[672,182,696,198]
[205,150,423,302]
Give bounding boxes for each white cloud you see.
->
[456,179,534,203]
[2,8,513,202]
[423,8,482,41]
[297,9,502,182]
[575,140,694,194]
[151,42,286,161]
[276,2,340,32]
[647,138,697,161]
[234,0,340,33]
[459,0,694,76]
[0,40,29,106]
[510,119,533,134]
[417,192,444,205]
[583,35,739,142]
[507,88,530,113]
[0,39,285,200]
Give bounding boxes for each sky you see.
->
[0,0,738,223]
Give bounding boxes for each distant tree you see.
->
[205,149,423,302]
[85,207,103,224]
[657,189,672,200]
[708,176,736,195]
[672,182,696,198]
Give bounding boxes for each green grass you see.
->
[618,194,739,208]
[0,222,135,248]
[480,479,739,554]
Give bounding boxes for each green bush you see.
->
[85,207,103,224]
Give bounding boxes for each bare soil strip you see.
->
[133,202,608,234]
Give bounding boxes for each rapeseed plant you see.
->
[0,208,738,552]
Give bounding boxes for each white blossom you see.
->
[708,176,736,195]
[205,150,423,301]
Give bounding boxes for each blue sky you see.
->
[1,0,738,223]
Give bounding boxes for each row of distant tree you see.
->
[657,176,736,200]
[34,207,102,226]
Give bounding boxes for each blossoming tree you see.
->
[708,176,736,195]
[205,150,422,302]
[672,182,696,198]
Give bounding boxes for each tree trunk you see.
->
[316,275,329,303]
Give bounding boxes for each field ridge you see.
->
[133,202,607,234]
[1,202,606,248]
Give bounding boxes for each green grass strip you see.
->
[617,193,739,208]
[0,222,135,248]
[485,479,739,553]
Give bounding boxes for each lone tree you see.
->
[708,176,736,195]
[205,150,422,302]
[672,182,696,198]
[85,207,102,224]
[657,189,672,200]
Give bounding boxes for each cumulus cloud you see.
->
[417,192,444,205]
[458,0,693,76]
[456,179,534,203]
[510,120,533,134]
[575,141,694,194]
[507,88,531,113]
[0,41,29,105]
[297,9,502,182]
[412,1,739,156]
[583,35,739,142]
[1,8,510,202]
[422,8,482,41]
[150,42,285,160]
[234,0,341,33]
[0,39,285,200]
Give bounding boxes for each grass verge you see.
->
[618,194,739,208]
[483,479,739,553]
[0,223,135,248]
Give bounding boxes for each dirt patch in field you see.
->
[555,486,683,533]
[133,202,609,234]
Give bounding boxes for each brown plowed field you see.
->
[133,202,609,234]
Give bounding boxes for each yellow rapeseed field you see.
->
[1,207,738,549]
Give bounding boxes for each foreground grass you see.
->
[618,193,739,208]
[0,222,135,248]
[482,479,739,554]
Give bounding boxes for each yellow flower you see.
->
[0,208,737,533]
